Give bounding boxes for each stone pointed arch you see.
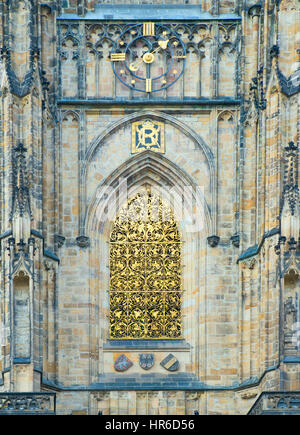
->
[85,150,212,238]
[11,255,32,278]
[217,110,235,122]
[61,109,80,123]
[83,110,215,183]
[83,110,216,233]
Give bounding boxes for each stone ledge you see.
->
[103,339,190,351]
[237,227,280,263]
[94,373,203,390]
[58,5,241,21]
[283,356,300,364]
[58,97,241,106]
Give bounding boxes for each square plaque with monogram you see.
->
[131,119,165,154]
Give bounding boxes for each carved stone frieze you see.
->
[0,393,56,414]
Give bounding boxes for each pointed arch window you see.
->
[109,190,182,339]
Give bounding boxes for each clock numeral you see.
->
[110,53,126,61]
[146,78,152,93]
[143,22,155,36]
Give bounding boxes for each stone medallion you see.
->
[139,353,154,370]
[114,354,133,372]
[160,354,179,371]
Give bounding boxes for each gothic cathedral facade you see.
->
[0,0,299,415]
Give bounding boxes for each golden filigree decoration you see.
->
[109,191,182,339]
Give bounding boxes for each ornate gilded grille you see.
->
[109,191,182,339]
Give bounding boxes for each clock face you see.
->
[110,23,186,93]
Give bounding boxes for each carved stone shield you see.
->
[160,354,179,371]
[139,354,154,370]
[114,354,133,372]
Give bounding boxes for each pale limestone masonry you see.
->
[0,0,299,415]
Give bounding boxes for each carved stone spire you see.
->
[280,142,300,244]
[10,143,32,243]
[10,143,31,220]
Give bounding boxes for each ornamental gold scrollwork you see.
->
[109,191,182,339]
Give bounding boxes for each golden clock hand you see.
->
[129,40,169,71]
[129,53,154,71]
[129,56,145,71]
[151,39,169,54]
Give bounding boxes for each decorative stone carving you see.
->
[274,243,281,255]
[43,261,55,281]
[284,296,297,332]
[280,236,287,245]
[207,235,220,247]
[283,250,300,276]
[230,234,240,248]
[76,235,90,248]
[54,234,65,248]
[280,142,300,250]
[7,236,34,278]
[249,392,300,415]
[10,143,32,221]
[240,389,259,400]
[248,5,261,18]
[270,44,280,59]
[283,287,299,356]
[2,0,38,97]
[43,260,51,271]
[250,69,266,110]
[0,393,56,415]
[241,257,257,270]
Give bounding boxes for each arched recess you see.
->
[283,270,299,344]
[278,0,298,78]
[13,271,31,360]
[83,110,216,234]
[85,112,214,186]
[85,150,211,381]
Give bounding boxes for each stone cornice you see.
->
[58,97,241,107]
